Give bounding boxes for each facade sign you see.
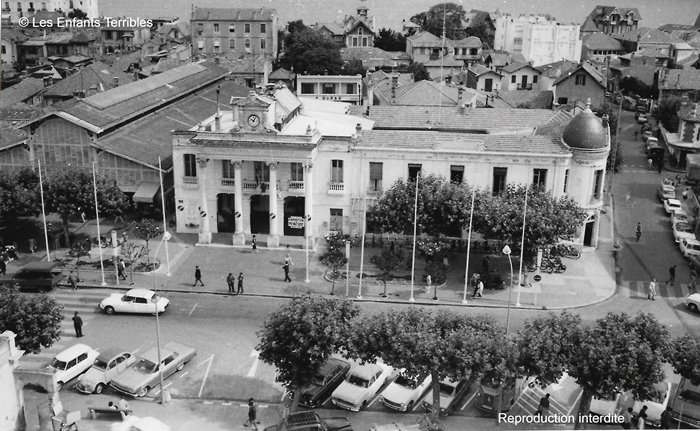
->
[288,216,305,229]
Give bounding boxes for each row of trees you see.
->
[257,296,699,429]
[409,2,495,49]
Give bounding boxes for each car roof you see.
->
[684,238,700,245]
[55,343,94,360]
[318,358,349,375]
[350,363,383,379]
[667,199,682,205]
[125,288,155,298]
[17,262,62,272]
[142,346,174,362]
[96,347,130,362]
[676,221,691,228]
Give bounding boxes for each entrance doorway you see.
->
[330,209,343,232]
[284,197,305,236]
[521,75,528,89]
[485,78,493,92]
[584,217,595,247]
[250,195,270,234]
[217,194,236,233]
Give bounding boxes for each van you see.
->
[12,261,64,293]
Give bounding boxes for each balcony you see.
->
[220,178,235,187]
[287,180,305,194]
[328,182,345,194]
[367,186,383,196]
[242,180,258,191]
[182,176,198,189]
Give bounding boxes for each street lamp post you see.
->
[153,231,171,404]
[503,245,514,335]
[515,187,529,307]
[92,162,106,286]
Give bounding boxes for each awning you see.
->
[132,182,160,203]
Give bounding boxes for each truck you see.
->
[668,377,700,428]
[686,153,700,185]
[263,412,353,431]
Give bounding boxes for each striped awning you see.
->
[132,182,160,203]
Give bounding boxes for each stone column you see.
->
[268,162,280,247]
[232,161,245,246]
[197,157,212,244]
[305,163,314,241]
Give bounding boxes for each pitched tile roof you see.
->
[0,105,46,128]
[407,31,444,47]
[615,27,683,44]
[340,47,398,69]
[580,15,598,33]
[0,78,44,109]
[349,105,567,132]
[191,7,276,21]
[497,90,553,109]
[501,62,538,74]
[40,62,135,97]
[269,68,295,80]
[552,62,605,87]
[314,22,345,35]
[424,54,465,67]
[0,123,28,151]
[375,81,477,106]
[451,36,482,48]
[536,60,578,78]
[589,6,641,22]
[357,130,570,154]
[468,64,502,76]
[661,69,700,90]
[582,32,624,50]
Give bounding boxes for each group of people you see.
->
[107,397,130,412]
[622,405,673,429]
[224,271,245,294]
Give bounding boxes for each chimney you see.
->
[457,87,463,105]
[43,76,51,87]
[112,77,119,87]
[602,114,609,128]
[445,75,452,85]
[214,56,219,64]
[215,115,221,132]
[391,75,398,103]
[355,123,362,139]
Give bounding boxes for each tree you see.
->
[657,96,683,133]
[619,76,654,99]
[348,308,509,421]
[67,8,87,19]
[668,335,700,385]
[473,184,587,263]
[342,59,366,76]
[0,167,39,224]
[131,219,163,269]
[281,28,344,75]
[0,283,63,354]
[368,175,471,237]
[374,28,407,52]
[464,21,493,50]
[44,169,130,246]
[403,61,430,82]
[410,3,466,40]
[598,103,623,172]
[119,242,148,285]
[319,248,348,293]
[517,312,670,430]
[256,296,360,412]
[370,249,404,297]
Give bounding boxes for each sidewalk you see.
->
[40,207,617,311]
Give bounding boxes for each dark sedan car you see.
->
[299,358,351,408]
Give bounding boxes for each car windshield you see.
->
[439,382,456,397]
[50,358,68,371]
[132,358,157,374]
[92,358,109,370]
[311,374,326,386]
[395,374,418,389]
[681,389,700,405]
[678,224,692,233]
[347,374,370,388]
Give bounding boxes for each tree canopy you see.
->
[404,61,431,82]
[657,96,682,133]
[256,296,359,412]
[668,335,700,386]
[280,26,344,75]
[464,21,493,50]
[410,3,466,40]
[131,219,164,268]
[0,167,39,225]
[374,28,407,52]
[0,283,63,354]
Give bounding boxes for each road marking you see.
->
[461,390,478,410]
[155,382,173,395]
[179,372,188,378]
[247,350,260,378]
[203,401,214,405]
[188,303,198,316]
[197,354,214,398]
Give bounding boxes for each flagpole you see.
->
[409,173,419,302]
[515,186,529,307]
[462,187,476,304]
[93,162,106,286]
[38,159,51,262]
[159,157,171,276]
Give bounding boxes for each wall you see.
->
[0,144,31,171]
[554,74,604,109]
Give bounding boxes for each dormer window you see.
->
[358,27,363,35]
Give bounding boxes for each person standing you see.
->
[0,257,5,276]
[638,405,648,429]
[648,279,657,300]
[476,278,484,298]
[482,255,490,274]
[243,398,258,429]
[285,245,294,265]
[28,238,36,254]
[666,265,677,286]
[194,266,204,286]
[118,259,127,280]
[537,393,550,416]
[68,271,78,290]
[237,272,244,294]
[118,397,129,412]
[622,407,633,430]
[683,187,690,200]
[636,222,642,242]
[660,407,672,430]
[227,273,235,294]
[283,259,292,282]
[252,235,258,253]
[72,311,83,338]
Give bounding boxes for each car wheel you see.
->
[137,386,149,397]
[690,303,698,313]
[176,362,185,371]
[104,306,115,315]
[56,381,64,391]
[95,383,105,394]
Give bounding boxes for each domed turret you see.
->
[562,100,607,150]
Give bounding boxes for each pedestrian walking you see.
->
[634,130,638,140]
[194,266,204,286]
[237,272,244,294]
[68,270,78,290]
[638,405,648,429]
[660,407,672,430]
[252,235,258,253]
[243,398,258,429]
[482,256,490,274]
[28,238,36,254]
[285,245,294,265]
[283,260,291,282]
[227,273,235,294]
[622,407,633,430]
[683,187,690,200]
[648,279,657,300]
[72,311,83,338]
[118,259,127,280]
[537,393,550,416]
[425,274,432,294]
[471,274,481,298]
[666,265,677,286]
[477,279,484,298]
[636,222,642,242]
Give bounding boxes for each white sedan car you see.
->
[100,288,170,315]
[672,209,690,225]
[664,199,682,214]
[687,293,700,313]
[331,361,394,412]
[681,238,700,259]
[673,222,696,243]
[380,371,432,412]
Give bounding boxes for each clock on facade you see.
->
[247,114,260,128]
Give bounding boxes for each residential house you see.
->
[424,53,465,83]
[536,60,578,91]
[659,103,700,169]
[313,22,345,46]
[47,54,91,69]
[614,27,684,56]
[582,6,641,36]
[149,16,179,37]
[17,31,96,66]
[669,42,697,67]
[0,77,44,108]
[343,5,375,48]
[500,62,541,91]
[38,61,134,105]
[552,62,606,109]
[296,74,362,104]
[466,63,503,92]
[363,70,413,105]
[607,52,661,92]
[369,76,478,108]
[450,36,482,66]
[216,53,272,88]
[482,50,526,71]
[99,19,152,54]
[268,67,295,90]
[340,47,411,72]
[1,26,29,64]
[494,13,581,66]
[1,0,99,24]
[659,69,700,103]
[155,21,190,46]
[406,31,445,64]
[462,9,496,47]
[580,32,625,62]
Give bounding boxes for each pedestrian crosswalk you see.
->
[620,280,690,298]
[20,289,104,367]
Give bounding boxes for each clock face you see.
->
[247,114,260,128]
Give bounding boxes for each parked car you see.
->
[637,114,648,124]
[100,288,170,315]
[110,342,196,397]
[642,122,653,132]
[657,185,675,201]
[631,380,672,428]
[422,378,471,416]
[331,361,394,412]
[379,371,432,412]
[664,199,682,214]
[263,411,353,431]
[672,209,690,225]
[11,261,64,293]
[680,238,700,259]
[47,343,99,390]
[686,292,700,313]
[298,358,351,408]
[673,222,696,243]
[647,138,661,156]
[76,347,138,394]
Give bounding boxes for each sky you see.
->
[100,0,700,31]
